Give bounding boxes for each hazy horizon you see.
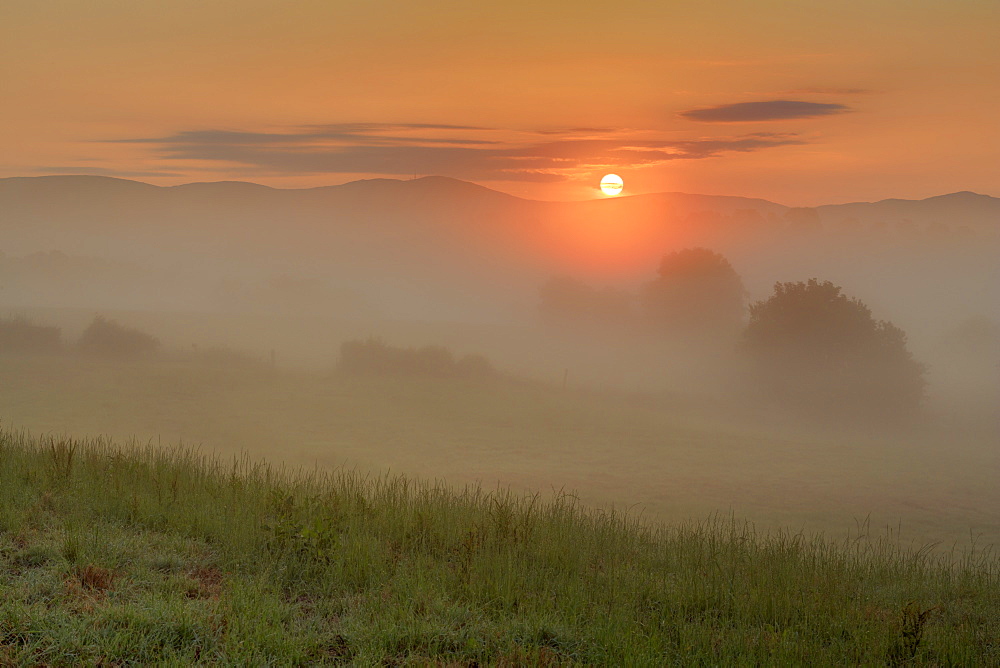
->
[10,172,1000,206]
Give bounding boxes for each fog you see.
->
[0,174,997,546]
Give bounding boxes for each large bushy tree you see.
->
[742,279,925,419]
[641,248,745,337]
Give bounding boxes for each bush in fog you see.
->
[188,344,270,370]
[338,338,495,379]
[538,276,634,330]
[0,316,61,354]
[742,279,925,418]
[641,248,745,337]
[937,316,1000,362]
[78,315,160,358]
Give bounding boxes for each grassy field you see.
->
[0,427,997,665]
[0,351,996,549]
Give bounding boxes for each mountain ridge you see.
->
[0,173,995,327]
[0,174,1000,209]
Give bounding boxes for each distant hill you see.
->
[0,174,802,279]
[3,175,995,245]
[817,191,1000,231]
[0,175,997,323]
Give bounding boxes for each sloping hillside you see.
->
[1,428,996,664]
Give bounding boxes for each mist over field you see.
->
[0,174,996,546]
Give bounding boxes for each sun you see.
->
[600,173,624,196]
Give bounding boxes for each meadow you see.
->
[0,310,995,663]
[1,427,997,665]
[0,344,995,549]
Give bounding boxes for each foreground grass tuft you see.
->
[0,428,996,665]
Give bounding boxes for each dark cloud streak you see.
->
[531,127,617,136]
[680,100,850,122]
[112,126,499,147]
[113,124,806,182]
[35,166,187,179]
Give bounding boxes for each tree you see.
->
[742,279,925,419]
[641,248,745,337]
[78,316,160,358]
[0,317,61,354]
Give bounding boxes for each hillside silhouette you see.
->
[0,175,996,328]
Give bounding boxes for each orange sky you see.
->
[2,1,998,205]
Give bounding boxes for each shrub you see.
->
[937,316,1000,362]
[742,279,926,419]
[187,344,270,370]
[455,353,495,379]
[0,316,61,354]
[338,338,495,379]
[641,248,746,338]
[78,315,160,358]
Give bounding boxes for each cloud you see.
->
[112,123,500,147]
[110,124,805,182]
[779,88,873,96]
[531,127,617,136]
[679,100,850,122]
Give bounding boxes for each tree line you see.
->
[539,248,926,420]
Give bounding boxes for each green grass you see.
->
[0,428,997,665]
[1,352,996,548]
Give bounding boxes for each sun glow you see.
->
[600,174,624,196]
